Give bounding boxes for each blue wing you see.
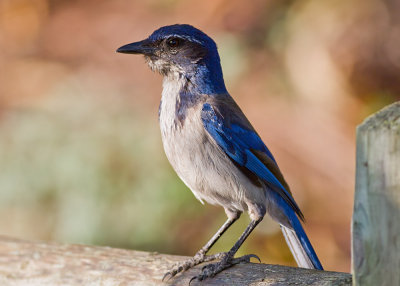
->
[201,96,325,270]
[201,98,303,220]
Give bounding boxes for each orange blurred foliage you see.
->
[0,0,399,273]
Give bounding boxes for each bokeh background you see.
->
[1,0,399,273]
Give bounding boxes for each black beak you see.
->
[116,39,154,55]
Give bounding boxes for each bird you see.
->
[117,24,323,281]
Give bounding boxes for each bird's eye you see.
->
[166,37,182,48]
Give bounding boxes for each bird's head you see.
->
[117,24,221,77]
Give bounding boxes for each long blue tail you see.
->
[281,207,323,270]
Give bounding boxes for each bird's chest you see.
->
[159,95,206,181]
[159,98,250,210]
[158,78,210,191]
[157,78,254,211]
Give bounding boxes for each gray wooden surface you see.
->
[352,102,400,286]
[0,236,351,286]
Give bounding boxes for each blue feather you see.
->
[201,102,298,209]
[202,101,323,270]
[276,193,324,270]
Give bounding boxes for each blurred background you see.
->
[0,0,399,273]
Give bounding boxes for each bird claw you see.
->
[162,253,221,281]
[188,275,198,285]
[236,253,261,264]
[190,253,260,282]
[163,252,260,282]
[162,265,185,281]
[191,261,226,282]
[162,271,172,282]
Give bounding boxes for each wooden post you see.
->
[352,102,400,286]
[0,236,351,285]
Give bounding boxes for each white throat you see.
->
[159,72,186,135]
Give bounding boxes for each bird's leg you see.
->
[163,211,241,281]
[191,216,263,282]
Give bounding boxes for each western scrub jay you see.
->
[117,24,323,282]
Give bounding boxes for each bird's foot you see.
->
[189,253,260,283]
[162,252,223,281]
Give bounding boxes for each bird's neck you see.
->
[160,60,226,126]
[187,58,227,95]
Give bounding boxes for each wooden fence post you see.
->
[352,102,400,286]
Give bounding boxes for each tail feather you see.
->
[280,219,323,270]
[281,225,316,269]
[269,187,323,270]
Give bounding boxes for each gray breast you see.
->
[158,74,266,213]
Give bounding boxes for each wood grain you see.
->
[0,236,351,285]
[352,102,400,286]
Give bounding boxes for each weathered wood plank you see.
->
[352,102,400,286]
[0,236,350,285]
